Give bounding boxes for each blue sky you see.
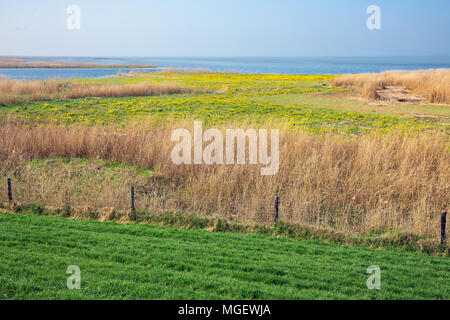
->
[0,0,449,56]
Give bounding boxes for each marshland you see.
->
[0,69,448,249]
[0,66,449,300]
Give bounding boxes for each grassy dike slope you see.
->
[0,212,448,299]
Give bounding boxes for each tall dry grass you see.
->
[0,121,448,238]
[332,69,450,104]
[0,79,192,105]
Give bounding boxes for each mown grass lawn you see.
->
[0,213,448,300]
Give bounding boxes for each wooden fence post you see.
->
[130,186,136,213]
[441,210,447,246]
[7,178,12,202]
[274,195,279,222]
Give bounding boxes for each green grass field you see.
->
[0,212,448,300]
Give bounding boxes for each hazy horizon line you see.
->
[2,55,450,59]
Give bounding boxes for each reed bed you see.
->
[0,78,192,105]
[0,121,448,238]
[332,69,450,104]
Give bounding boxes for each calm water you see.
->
[1,56,450,80]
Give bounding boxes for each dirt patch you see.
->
[375,86,426,104]
[413,114,450,121]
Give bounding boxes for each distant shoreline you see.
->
[1,56,449,79]
[0,58,157,69]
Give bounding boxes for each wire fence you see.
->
[0,176,447,244]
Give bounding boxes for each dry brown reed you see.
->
[0,120,448,238]
[332,69,450,104]
[0,78,192,105]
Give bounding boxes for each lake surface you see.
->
[1,56,450,80]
